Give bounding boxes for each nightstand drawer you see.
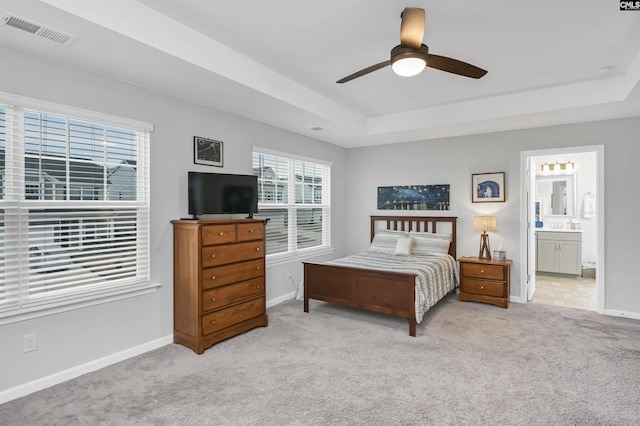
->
[461,278,505,297]
[460,262,505,280]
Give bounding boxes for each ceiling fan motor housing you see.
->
[390,44,429,65]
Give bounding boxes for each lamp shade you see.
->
[473,215,497,232]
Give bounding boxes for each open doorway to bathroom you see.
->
[520,146,604,313]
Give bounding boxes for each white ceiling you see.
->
[2,0,640,148]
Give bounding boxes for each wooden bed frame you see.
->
[303,215,457,336]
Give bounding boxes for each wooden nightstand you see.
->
[458,256,511,308]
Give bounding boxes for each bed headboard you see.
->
[370,215,457,259]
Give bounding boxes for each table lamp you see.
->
[473,215,497,260]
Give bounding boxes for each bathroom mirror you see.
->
[536,174,576,218]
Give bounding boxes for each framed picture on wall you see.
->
[194,136,223,167]
[472,172,505,203]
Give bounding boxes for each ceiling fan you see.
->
[336,7,487,84]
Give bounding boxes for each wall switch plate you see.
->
[23,333,37,353]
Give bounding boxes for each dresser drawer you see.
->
[202,278,265,312]
[461,278,505,298]
[202,259,264,289]
[202,224,237,246]
[202,241,264,267]
[460,262,505,280]
[237,222,264,242]
[202,297,265,335]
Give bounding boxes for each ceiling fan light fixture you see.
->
[390,44,428,77]
[392,57,426,77]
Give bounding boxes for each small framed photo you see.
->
[194,136,223,167]
[472,172,505,203]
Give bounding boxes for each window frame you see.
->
[252,147,333,266]
[0,92,158,325]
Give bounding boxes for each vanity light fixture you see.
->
[473,215,497,260]
[561,161,574,172]
[540,160,574,174]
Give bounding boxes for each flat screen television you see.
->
[188,171,258,219]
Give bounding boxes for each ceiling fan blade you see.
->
[336,60,391,83]
[400,7,425,49]
[426,54,487,79]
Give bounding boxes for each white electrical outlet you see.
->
[23,333,38,353]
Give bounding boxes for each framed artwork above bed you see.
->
[472,172,505,203]
[377,184,450,210]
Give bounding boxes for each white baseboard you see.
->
[603,309,640,321]
[267,291,296,308]
[0,335,173,405]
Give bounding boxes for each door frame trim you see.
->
[519,145,604,313]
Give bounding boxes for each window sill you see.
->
[0,281,161,325]
[266,246,335,267]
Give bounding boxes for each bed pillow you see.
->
[408,231,452,241]
[409,231,451,255]
[394,237,415,256]
[368,229,409,255]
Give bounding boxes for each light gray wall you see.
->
[346,118,640,314]
[0,46,348,394]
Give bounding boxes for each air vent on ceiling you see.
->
[2,13,77,46]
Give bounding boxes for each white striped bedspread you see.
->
[325,252,459,323]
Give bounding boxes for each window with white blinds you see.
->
[252,148,331,259]
[0,94,153,320]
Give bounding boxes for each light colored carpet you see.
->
[1,295,639,425]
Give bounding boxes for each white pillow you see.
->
[368,229,409,255]
[409,232,451,255]
[408,231,452,241]
[394,237,415,256]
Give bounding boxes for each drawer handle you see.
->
[211,254,216,258]
[211,297,216,302]
[211,276,216,280]
[480,269,485,274]
[249,229,255,233]
[256,247,260,251]
[219,232,225,236]
[256,266,260,270]
[210,320,216,325]
[480,286,484,290]
[256,285,260,289]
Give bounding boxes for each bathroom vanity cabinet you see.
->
[536,231,582,275]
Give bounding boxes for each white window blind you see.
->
[0,95,152,319]
[252,148,331,258]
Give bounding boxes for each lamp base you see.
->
[479,232,492,260]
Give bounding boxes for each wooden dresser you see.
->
[171,219,268,354]
[458,256,511,308]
